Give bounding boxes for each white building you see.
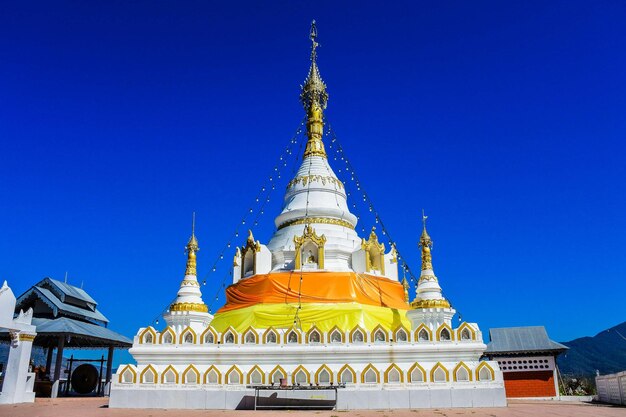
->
[110,22,506,410]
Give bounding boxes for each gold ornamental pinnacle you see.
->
[185,212,199,276]
[419,210,433,271]
[301,20,328,159]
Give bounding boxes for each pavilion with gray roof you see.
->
[1,277,131,397]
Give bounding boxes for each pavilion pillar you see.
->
[45,345,54,378]
[105,346,114,384]
[51,336,65,398]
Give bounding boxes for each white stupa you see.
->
[110,22,506,410]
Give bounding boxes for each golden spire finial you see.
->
[301,20,328,159]
[419,210,433,271]
[185,213,199,276]
[401,268,410,304]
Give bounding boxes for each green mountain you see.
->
[557,321,626,376]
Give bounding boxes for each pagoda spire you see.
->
[419,210,433,271]
[300,20,328,159]
[185,212,199,276]
[411,211,451,309]
[170,213,209,314]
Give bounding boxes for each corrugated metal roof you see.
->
[31,317,132,346]
[16,286,109,324]
[485,326,568,354]
[46,278,97,305]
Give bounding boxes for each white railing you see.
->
[596,371,626,405]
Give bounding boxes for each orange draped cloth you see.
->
[218,271,408,313]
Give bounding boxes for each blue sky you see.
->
[1,1,625,366]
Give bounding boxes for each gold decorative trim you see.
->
[18,333,36,342]
[292,365,311,385]
[476,362,495,381]
[182,364,200,384]
[203,365,222,384]
[246,365,266,385]
[314,364,333,384]
[170,302,209,313]
[287,175,344,190]
[338,364,356,383]
[414,324,433,342]
[278,217,354,231]
[435,323,455,342]
[225,365,244,385]
[410,298,451,309]
[118,364,137,384]
[161,364,180,384]
[457,322,477,341]
[408,362,427,383]
[139,364,158,384]
[294,224,327,269]
[453,362,473,382]
[430,362,449,383]
[179,326,197,344]
[370,324,389,343]
[361,363,380,384]
[269,365,287,384]
[384,364,404,383]
[159,326,176,344]
[417,274,438,283]
[328,325,345,343]
[180,279,200,287]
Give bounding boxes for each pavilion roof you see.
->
[15,277,109,325]
[0,317,132,348]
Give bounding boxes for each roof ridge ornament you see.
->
[301,20,328,159]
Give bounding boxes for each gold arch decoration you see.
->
[263,327,279,344]
[294,224,327,269]
[269,365,287,384]
[457,322,476,341]
[384,363,404,383]
[161,365,179,384]
[225,365,244,385]
[328,325,345,343]
[246,365,266,385]
[430,362,449,383]
[159,326,176,344]
[338,364,356,383]
[118,364,137,384]
[362,227,386,274]
[242,326,259,344]
[435,323,454,341]
[476,362,495,381]
[203,365,222,385]
[408,363,427,383]
[370,324,389,343]
[200,327,218,344]
[139,364,158,384]
[179,326,197,344]
[138,327,157,344]
[349,325,367,343]
[221,326,239,344]
[361,364,380,384]
[314,364,333,384]
[393,325,410,342]
[292,365,311,385]
[182,364,200,384]
[306,325,324,343]
[283,327,303,344]
[414,324,433,342]
[453,362,473,382]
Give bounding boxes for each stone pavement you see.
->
[0,398,624,417]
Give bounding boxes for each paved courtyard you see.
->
[0,398,623,417]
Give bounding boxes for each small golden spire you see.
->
[419,210,433,271]
[185,212,199,276]
[401,270,410,304]
[301,20,328,159]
